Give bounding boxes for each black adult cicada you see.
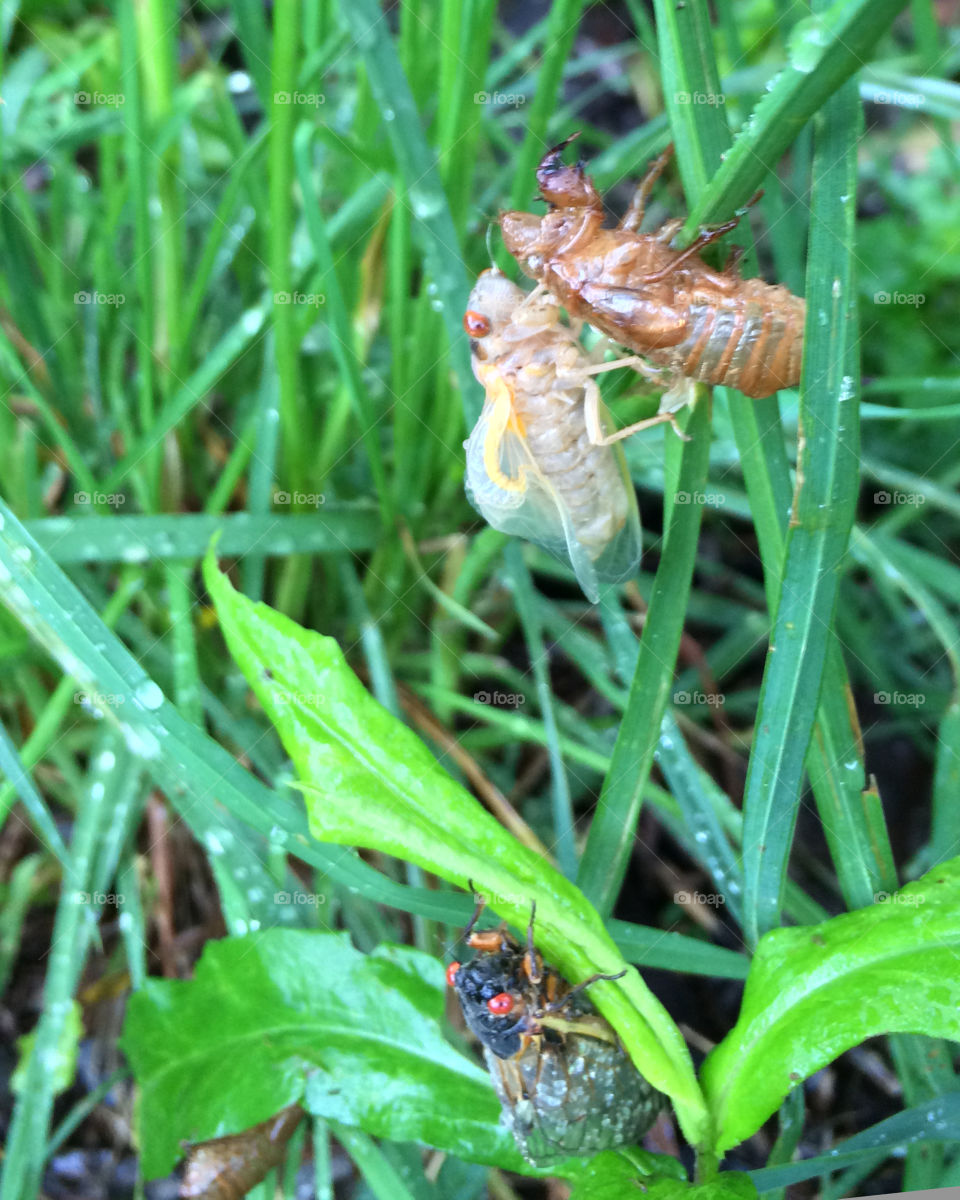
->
[447,900,665,1165]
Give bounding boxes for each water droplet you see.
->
[241,308,265,335]
[382,108,395,121]
[134,679,164,710]
[787,16,829,73]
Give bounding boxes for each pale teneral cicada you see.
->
[447,901,665,1165]
[463,268,669,604]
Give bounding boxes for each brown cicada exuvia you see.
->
[447,900,665,1165]
[500,135,805,407]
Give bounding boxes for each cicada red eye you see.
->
[446,962,461,987]
[487,992,515,1015]
[463,310,491,337]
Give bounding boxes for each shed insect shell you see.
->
[500,135,805,400]
[463,269,642,604]
[447,922,664,1165]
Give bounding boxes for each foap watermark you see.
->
[274,291,325,307]
[473,890,530,908]
[873,290,925,307]
[474,90,526,108]
[75,490,125,507]
[274,891,327,906]
[673,690,725,707]
[675,490,726,506]
[75,290,125,307]
[273,489,325,507]
[274,91,325,107]
[675,890,726,907]
[75,891,125,905]
[75,91,125,107]
[474,690,525,707]
[874,890,925,907]
[74,689,126,709]
[872,90,924,109]
[874,490,925,507]
[874,691,926,708]
[675,90,725,106]
[272,689,327,709]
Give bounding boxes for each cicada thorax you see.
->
[500,136,805,400]
[447,924,664,1165]
[463,270,642,602]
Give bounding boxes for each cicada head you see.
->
[446,942,532,1059]
[464,270,526,347]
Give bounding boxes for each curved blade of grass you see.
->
[576,394,711,914]
[202,549,709,1149]
[502,541,577,879]
[684,0,910,228]
[0,734,129,1200]
[336,0,474,417]
[653,0,883,918]
[505,0,588,210]
[740,82,862,946]
[748,1093,960,1191]
[23,510,380,562]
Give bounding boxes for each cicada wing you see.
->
[586,401,642,589]
[465,401,645,604]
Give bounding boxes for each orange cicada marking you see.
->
[500,134,805,400]
[446,961,461,987]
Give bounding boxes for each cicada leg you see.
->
[619,143,675,232]
[639,216,741,285]
[582,379,691,445]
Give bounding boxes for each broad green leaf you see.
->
[568,1149,688,1199]
[702,858,960,1154]
[203,551,709,1149]
[121,930,535,1179]
[570,1151,753,1200]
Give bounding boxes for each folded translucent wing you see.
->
[464,400,641,603]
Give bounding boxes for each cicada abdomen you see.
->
[463,269,642,604]
[447,909,665,1165]
[500,136,805,400]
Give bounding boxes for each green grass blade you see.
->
[685,0,910,227]
[741,82,862,945]
[577,395,712,914]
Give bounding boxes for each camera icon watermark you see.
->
[874,490,925,507]
[74,490,126,507]
[873,291,925,306]
[75,290,126,307]
[675,90,725,106]
[74,891,125,905]
[274,91,325,107]
[74,689,126,709]
[75,91,125,107]
[675,890,726,906]
[273,291,325,307]
[274,891,327,905]
[673,690,725,707]
[473,90,526,107]
[675,490,726,506]
[273,489,325,507]
[874,890,925,906]
[873,691,926,708]
[473,690,525,707]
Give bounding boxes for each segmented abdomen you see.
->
[654,284,804,398]
[515,388,627,557]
